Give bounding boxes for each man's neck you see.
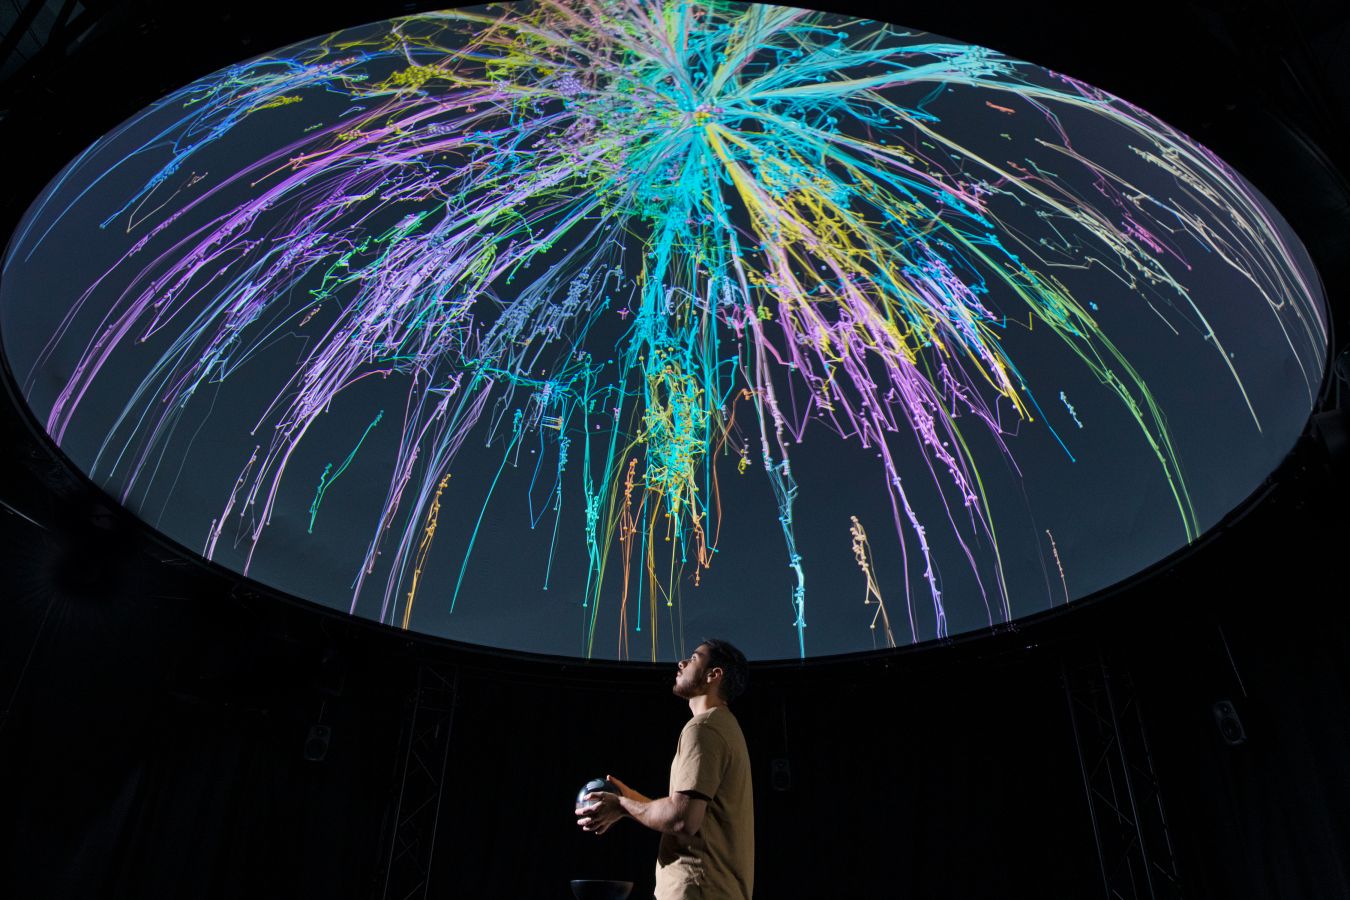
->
[688,694,726,716]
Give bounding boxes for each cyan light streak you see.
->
[309,409,384,533]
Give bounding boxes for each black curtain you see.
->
[3,472,1347,899]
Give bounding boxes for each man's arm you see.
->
[576,781,708,837]
[618,790,708,836]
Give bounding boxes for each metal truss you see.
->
[1062,650,1183,900]
[379,663,459,900]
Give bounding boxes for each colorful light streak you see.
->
[4,0,1326,659]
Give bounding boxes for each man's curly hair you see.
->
[701,638,749,703]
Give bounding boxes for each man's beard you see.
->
[672,673,701,699]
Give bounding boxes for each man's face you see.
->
[673,644,714,698]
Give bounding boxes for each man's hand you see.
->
[575,790,626,835]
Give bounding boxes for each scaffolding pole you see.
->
[380,663,459,900]
[1062,649,1183,900]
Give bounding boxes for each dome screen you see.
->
[0,1,1327,660]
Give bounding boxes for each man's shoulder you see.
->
[689,707,747,747]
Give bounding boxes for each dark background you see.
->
[1,1,1348,898]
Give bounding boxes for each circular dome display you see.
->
[0,1,1327,661]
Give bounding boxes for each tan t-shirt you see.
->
[654,706,754,900]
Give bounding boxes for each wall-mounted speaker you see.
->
[1211,699,1247,746]
[304,724,332,761]
[770,757,792,792]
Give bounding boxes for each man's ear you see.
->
[707,666,724,684]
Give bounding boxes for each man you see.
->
[576,638,754,900]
